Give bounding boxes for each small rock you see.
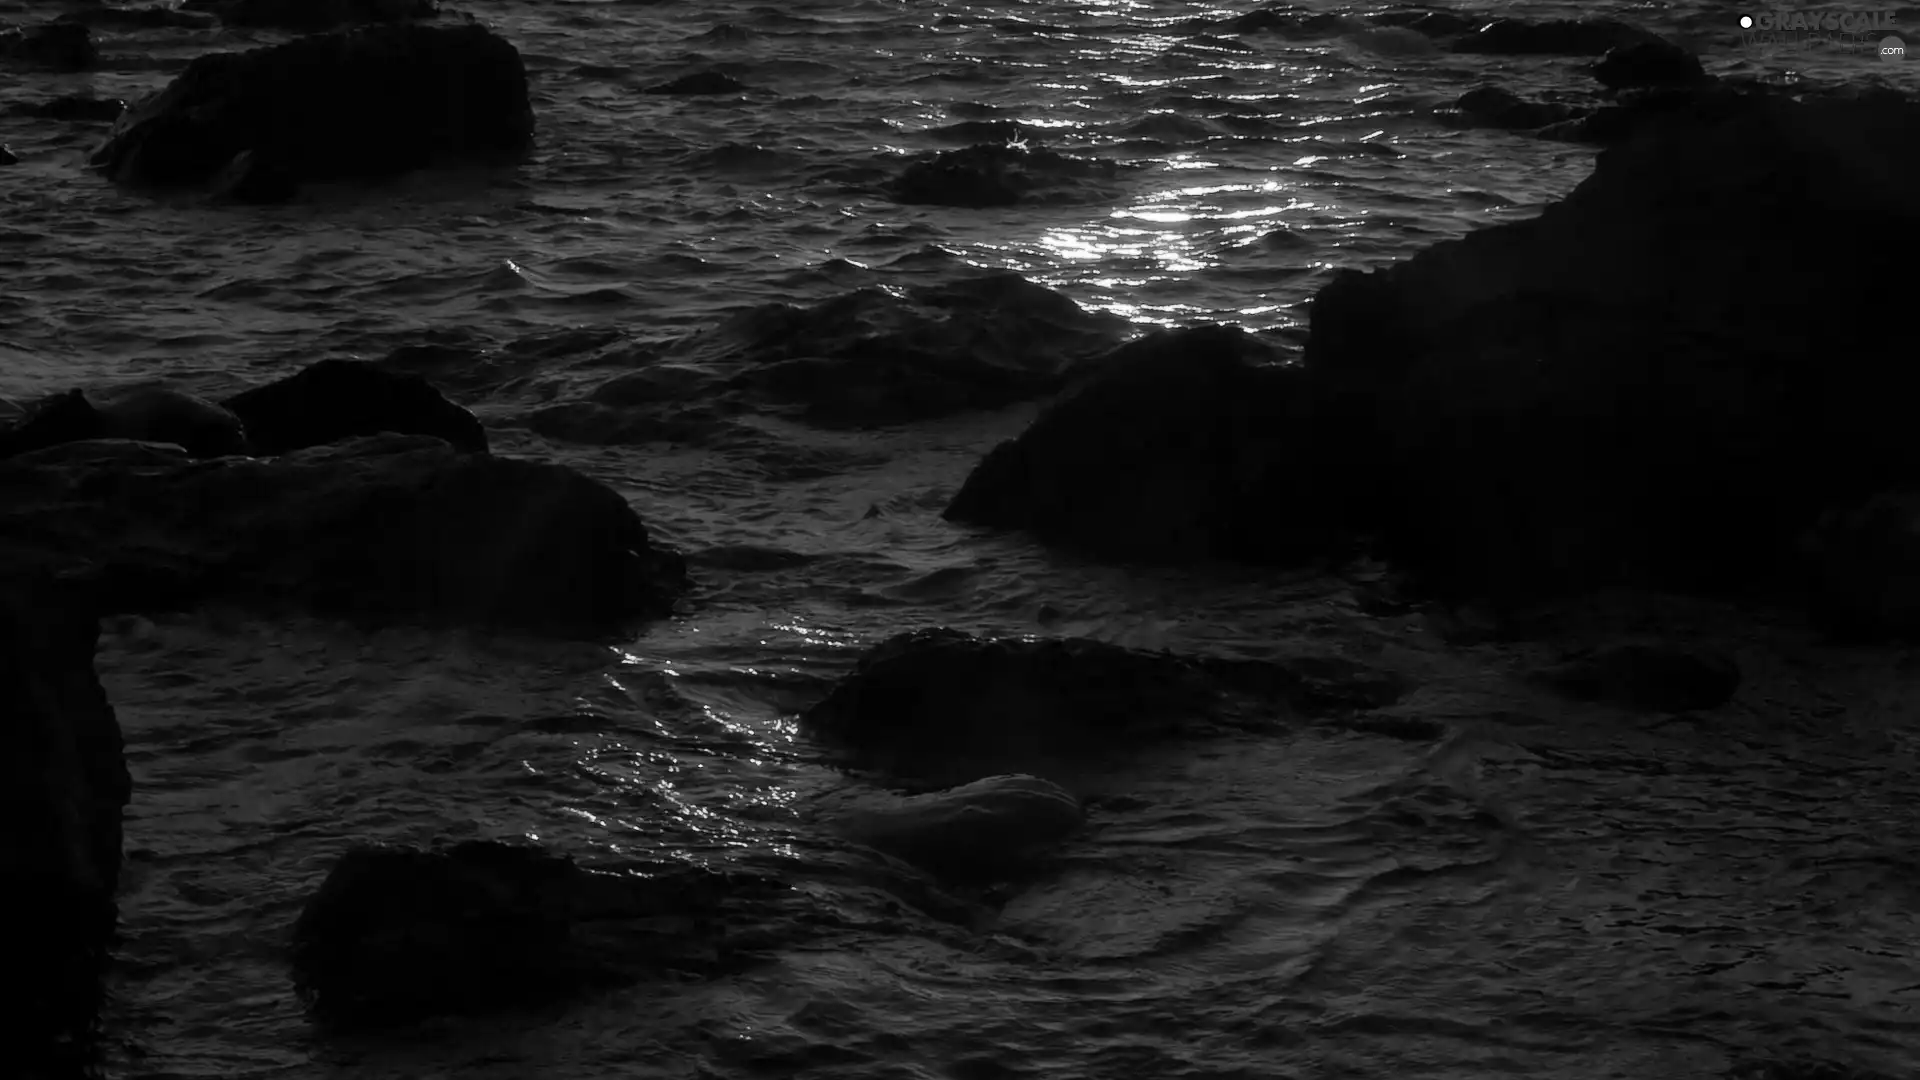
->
[1592,39,1708,90]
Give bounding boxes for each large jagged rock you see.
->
[0,435,687,636]
[527,271,1129,437]
[812,775,1085,885]
[292,840,781,1028]
[1302,88,1920,601]
[91,22,533,202]
[801,628,1407,785]
[1,580,130,1078]
[223,359,488,456]
[944,325,1341,563]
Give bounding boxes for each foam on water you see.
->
[4,0,1919,1076]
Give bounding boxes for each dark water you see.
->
[3,0,1918,1077]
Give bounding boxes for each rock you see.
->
[0,387,249,461]
[184,0,436,30]
[1302,89,1920,601]
[815,775,1084,884]
[0,22,97,72]
[0,145,16,167]
[1530,642,1741,712]
[55,5,218,30]
[643,71,746,95]
[0,579,131,1078]
[0,434,688,636]
[1452,17,1656,55]
[6,94,127,124]
[1591,39,1708,90]
[291,840,775,1028]
[944,324,1342,563]
[1448,85,1581,131]
[91,23,534,201]
[1801,492,1920,641]
[801,628,1396,784]
[888,143,1128,208]
[222,359,488,455]
[526,271,1128,438]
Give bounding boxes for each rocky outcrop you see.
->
[0,22,96,72]
[944,325,1342,564]
[184,0,437,31]
[812,775,1084,885]
[526,271,1128,438]
[223,359,488,455]
[801,628,1406,785]
[91,23,534,202]
[1590,39,1708,90]
[888,143,1131,208]
[1529,643,1741,712]
[0,435,687,636]
[1,580,130,1079]
[1303,89,1920,601]
[292,840,781,1028]
[0,387,249,461]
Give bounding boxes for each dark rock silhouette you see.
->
[944,324,1341,564]
[643,70,746,95]
[1,579,131,1079]
[0,435,688,637]
[292,840,779,1028]
[813,774,1084,885]
[1591,39,1708,90]
[0,145,16,166]
[1302,89,1920,602]
[527,271,1129,438]
[222,359,488,455]
[888,143,1128,208]
[0,21,97,71]
[1530,643,1741,712]
[1801,492,1920,641]
[54,5,217,30]
[1448,85,1579,131]
[190,0,438,30]
[91,23,534,201]
[7,95,127,123]
[0,387,249,460]
[1452,17,1655,55]
[801,628,1405,785]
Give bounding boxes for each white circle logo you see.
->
[1739,15,1755,28]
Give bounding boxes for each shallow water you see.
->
[4,0,1919,1077]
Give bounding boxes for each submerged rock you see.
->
[0,387,249,460]
[1530,643,1741,712]
[1301,88,1920,602]
[644,70,747,95]
[6,94,127,124]
[0,22,97,72]
[1802,492,1920,641]
[223,359,488,456]
[186,0,438,30]
[292,840,777,1027]
[1452,17,1655,55]
[801,628,1402,784]
[815,775,1085,885]
[888,143,1128,208]
[944,324,1341,563]
[1591,39,1708,90]
[91,23,534,201]
[527,271,1128,437]
[0,434,687,636]
[0,579,131,1078]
